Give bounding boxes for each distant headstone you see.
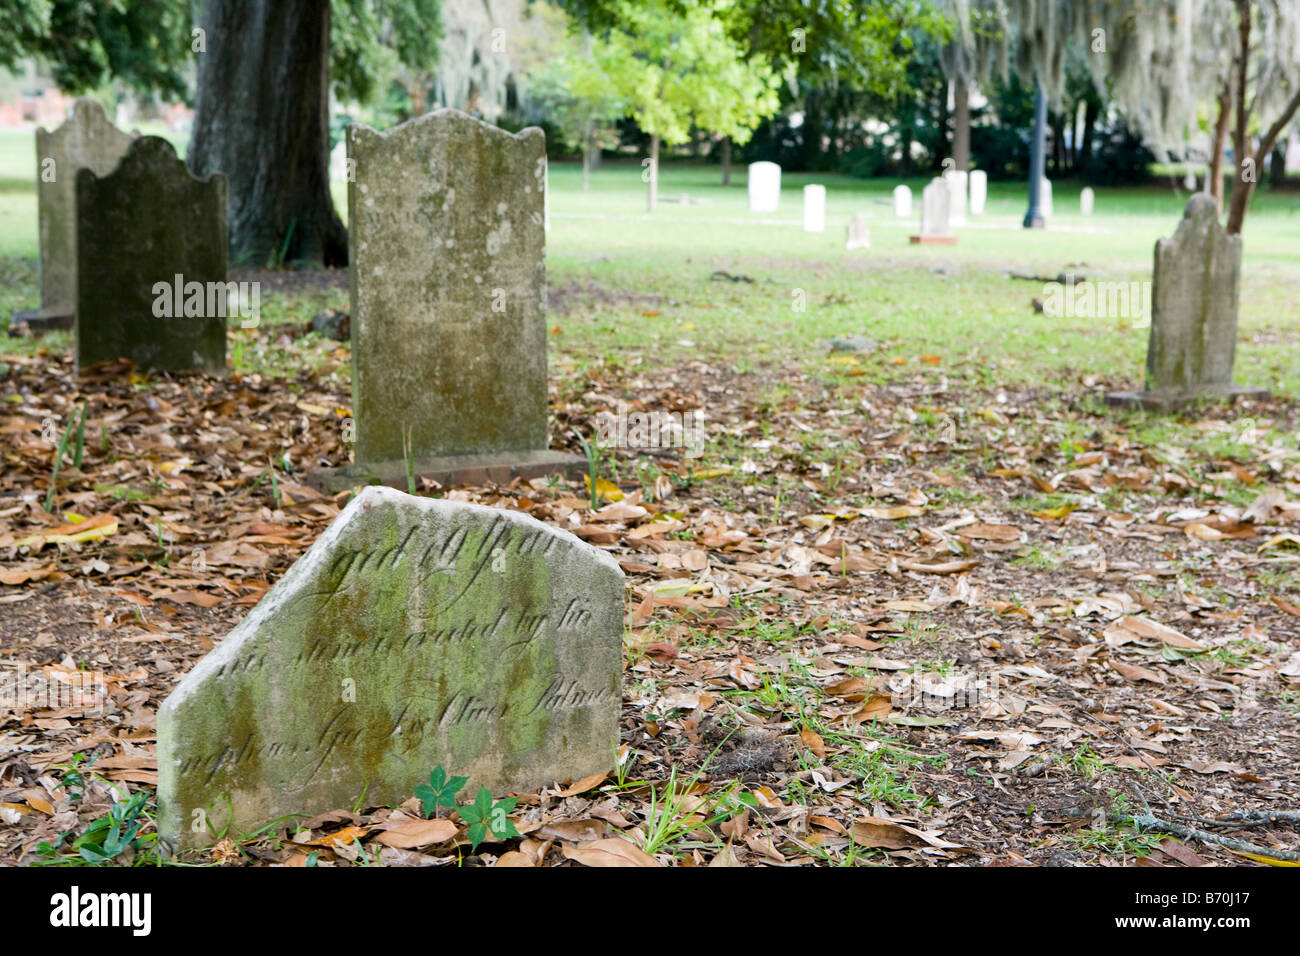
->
[1107,195,1266,409]
[31,99,136,325]
[75,137,228,373]
[893,185,912,217]
[157,486,625,852]
[1040,177,1053,218]
[910,178,956,245]
[748,161,781,213]
[845,214,871,250]
[329,141,349,181]
[1183,168,1198,191]
[1080,186,1095,216]
[315,108,581,491]
[803,184,826,232]
[969,170,987,215]
[944,170,967,226]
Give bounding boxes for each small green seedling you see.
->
[414,765,468,819]
[457,786,521,852]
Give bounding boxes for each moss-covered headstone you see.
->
[157,486,624,852]
[1107,195,1266,409]
[75,136,228,373]
[22,99,136,331]
[314,108,582,491]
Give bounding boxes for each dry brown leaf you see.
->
[562,838,661,868]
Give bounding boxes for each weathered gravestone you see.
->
[158,485,624,852]
[892,185,912,218]
[910,178,956,245]
[845,214,871,250]
[314,109,582,490]
[20,99,137,333]
[1080,186,1095,216]
[1107,195,1267,409]
[803,184,826,232]
[969,171,987,216]
[748,161,781,213]
[76,137,228,373]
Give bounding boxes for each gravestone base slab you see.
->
[307,449,587,493]
[10,308,75,334]
[909,235,958,245]
[1105,384,1269,411]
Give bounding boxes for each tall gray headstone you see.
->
[321,108,580,490]
[75,137,228,373]
[1107,195,1266,408]
[30,99,137,328]
[157,486,624,852]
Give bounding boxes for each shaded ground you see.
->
[2,293,1298,866]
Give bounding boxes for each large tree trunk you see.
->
[952,78,970,172]
[188,0,347,268]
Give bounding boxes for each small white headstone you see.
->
[329,141,349,181]
[803,184,826,232]
[944,170,967,226]
[968,170,987,215]
[920,177,951,238]
[1080,186,1095,216]
[845,214,870,250]
[893,184,912,218]
[1040,178,1053,218]
[748,161,781,213]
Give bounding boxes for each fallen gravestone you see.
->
[969,171,987,216]
[893,185,911,217]
[748,161,781,213]
[312,108,582,490]
[1107,195,1266,409]
[157,485,624,852]
[803,184,826,232]
[75,136,228,373]
[910,178,956,245]
[19,99,137,334]
[845,214,871,250]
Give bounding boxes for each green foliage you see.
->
[331,0,445,106]
[457,786,521,852]
[34,789,163,867]
[414,765,468,818]
[0,0,192,98]
[588,0,780,147]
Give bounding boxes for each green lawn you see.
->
[4,127,1299,397]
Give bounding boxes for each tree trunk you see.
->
[953,78,970,172]
[1079,97,1097,167]
[188,0,347,268]
[1208,83,1232,211]
[647,134,659,213]
[720,136,731,186]
[802,91,821,171]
